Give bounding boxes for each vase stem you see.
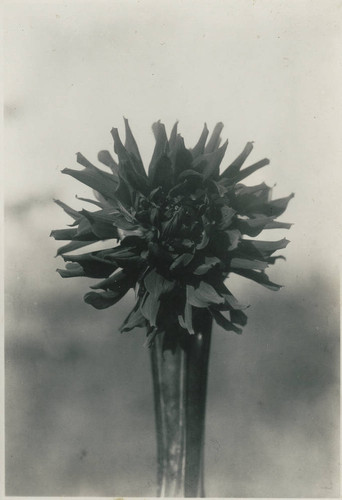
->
[184,311,212,497]
[151,336,186,497]
[150,310,212,497]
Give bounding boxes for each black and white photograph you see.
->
[3,1,341,498]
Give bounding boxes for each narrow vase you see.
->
[150,309,212,497]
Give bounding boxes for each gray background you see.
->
[4,0,341,497]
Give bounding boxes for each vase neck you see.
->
[151,311,212,497]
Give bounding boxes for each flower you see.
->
[51,119,293,349]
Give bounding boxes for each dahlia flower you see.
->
[51,119,293,497]
[51,119,293,350]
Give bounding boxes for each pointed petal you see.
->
[210,309,242,334]
[236,238,290,260]
[75,195,103,208]
[230,257,269,270]
[54,199,80,220]
[192,140,228,180]
[172,135,194,179]
[111,127,149,194]
[230,158,270,183]
[202,140,228,179]
[184,301,194,334]
[231,268,282,291]
[124,117,142,162]
[266,193,295,217]
[149,121,169,178]
[221,141,254,178]
[55,240,94,256]
[62,167,118,202]
[111,127,127,158]
[119,301,147,332]
[50,228,78,240]
[140,291,159,327]
[205,122,224,153]
[191,123,209,157]
[236,215,292,237]
[150,154,173,190]
[80,209,119,239]
[169,121,178,150]
[76,152,98,170]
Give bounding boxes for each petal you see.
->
[204,122,224,153]
[220,141,254,178]
[148,121,169,179]
[76,152,98,170]
[169,252,194,271]
[124,117,143,163]
[50,228,78,240]
[114,175,134,208]
[57,262,85,278]
[218,206,236,230]
[235,238,290,261]
[90,269,133,290]
[193,140,228,180]
[140,291,160,327]
[75,195,103,208]
[184,301,194,334]
[62,167,118,202]
[84,288,128,309]
[97,150,119,173]
[54,199,80,220]
[149,153,173,190]
[79,209,119,239]
[191,123,209,157]
[230,257,269,270]
[119,300,147,332]
[227,158,270,183]
[209,309,242,334]
[230,309,248,326]
[187,282,224,307]
[62,251,118,278]
[236,216,292,237]
[194,256,221,275]
[168,121,178,150]
[55,240,94,257]
[111,127,149,195]
[144,269,175,299]
[172,135,193,179]
[265,193,295,217]
[231,268,282,291]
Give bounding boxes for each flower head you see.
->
[51,119,293,349]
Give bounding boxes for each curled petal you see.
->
[98,150,119,173]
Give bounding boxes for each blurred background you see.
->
[4,0,341,497]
